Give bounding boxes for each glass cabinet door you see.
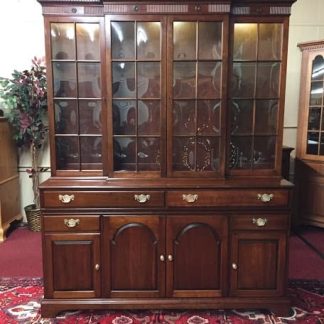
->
[51,21,103,172]
[229,22,283,172]
[110,20,163,174]
[170,20,224,175]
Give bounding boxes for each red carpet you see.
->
[0,278,323,323]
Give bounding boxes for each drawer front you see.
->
[43,215,100,232]
[42,191,164,208]
[231,214,289,230]
[166,190,290,208]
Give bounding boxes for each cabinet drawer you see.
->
[231,214,289,230]
[166,190,290,208]
[42,191,164,208]
[43,215,100,232]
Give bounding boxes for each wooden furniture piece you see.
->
[0,117,21,242]
[295,40,324,228]
[37,0,296,317]
[282,146,294,180]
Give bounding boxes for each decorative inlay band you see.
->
[146,4,188,13]
[270,6,291,15]
[84,6,104,15]
[104,4,128,13]
[208,4,230,13]
[42,6,85,15]
[39,0,100,2]
[232,6,250,15]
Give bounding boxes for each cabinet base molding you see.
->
[41,297,291,318]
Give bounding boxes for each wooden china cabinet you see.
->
[37,0,296,317]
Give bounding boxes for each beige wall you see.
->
[0,0,322,219]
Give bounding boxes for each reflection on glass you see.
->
[138,100,160,135]
[308,108,321,131]
[311,55,324,81]
[51,23,75,60]
[79,100,102,134]
[233,23,257,60]
[137,22,161,60]
[258,24,282,61]
[56,136,79,170]
[111,22,135,59]
[174,22,196,60]
[230,100,253,134]
[231,63,256,98]
[307,132,319,155]
[309,81,323,105]
[76,23,100,60]
[173,100,195,135]
[53,62,77,97]
[54,100,78,134]
[173,62,196,98]
[253,136,276,169]
[137,62,160,98]
[256,63,280,98]
[80,136,102,169]
[320,133,324,155]
[114,137,136,171]
[78,63,101,98]
[229,136,252,169]
[197,100,220,135]
[138,137,160,171]
[173,137,195,171]
[199,22,222,60]
[196,136,220,171]
[255,100,278,134]
[198,62,221,98]
[112,100,136,135]
[112,62,136,98]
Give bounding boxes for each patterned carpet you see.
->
[0,278,323,323]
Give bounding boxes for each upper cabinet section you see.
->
[39,0,296,178]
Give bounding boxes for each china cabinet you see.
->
[295,40,324,228]
[37,0,296,317]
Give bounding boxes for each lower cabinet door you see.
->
[102,215,165,298]
[230,231,287,297]
[166,215,228,298]
[43,233,101,299]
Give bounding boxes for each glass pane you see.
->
[138,100,160,135]
[173,62,196,98]
[51,23,75,60]
[199,22,222,60]
[258,24,282,61]
[309,81,323,105]
[307,132,319,155]
[53,62,77,97]
[112,100,136,135]
[80,136,102,169]
[233,23,257,61]
[197,100,220,135]
[255,100,278,134]
[54,100,78,134]
[112,62,136,98]
[256,63,280,98]
[229,136,253,169]
[198,62,222,99]
[79,100,102,134]
[173,100,196,135]
[56,136,79,170]
[312,55,324,81]
[78,63,101,98]
[137,22,161,60]
[253,136,276,169]
[320,133,324,155]
[138,62,160,98]
[173,137,195,171]
[231,100,253,134]
[308,108,321,131]
[174,22,196,60]
[196,137,220,171]
[231,63,256,98]
[114,137,136,171]
[111,22,135,59]
[76,23,100,60]
[138,137,160,170]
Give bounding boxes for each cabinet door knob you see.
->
[134,194,151,203]
[64,218,80,228]
[59,194,75,204]
[182,194,198,203]
[167,254,173,262]
[95,264,100,271]
[252,217,268,227]
[257,193,273,203]
[160,255,165,262]
[232,263,238,270]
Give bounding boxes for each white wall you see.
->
[0,0,322,220]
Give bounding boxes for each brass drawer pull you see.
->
[134,194,151,203]
[257,193,273,203]
[59,194,75,204]
[160,255,165,262]
[95,264,100,271]
[64,218,80,228]
[182,194,198,203]
[168,254,173,262]
[252,217,268,227]
[232,263,238,270]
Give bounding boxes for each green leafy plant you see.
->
[0,57,48,209]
